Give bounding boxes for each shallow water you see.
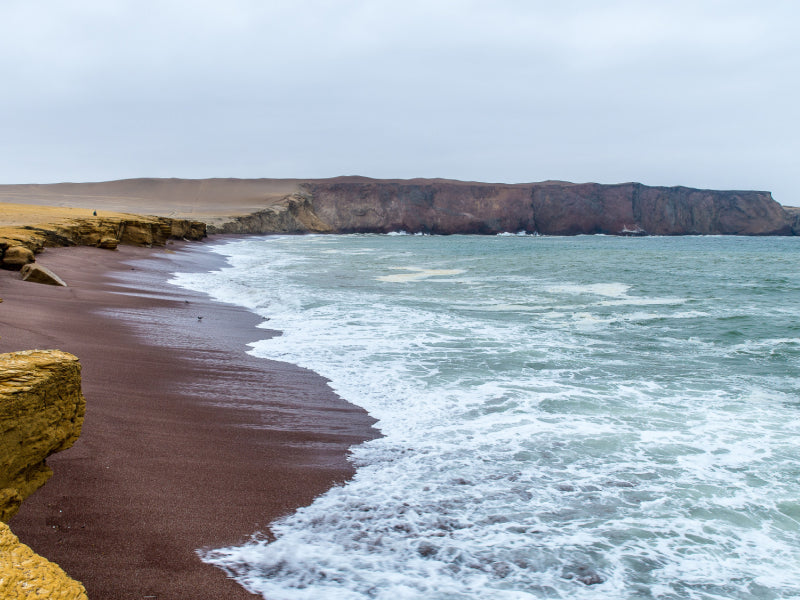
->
[172,235,800,600]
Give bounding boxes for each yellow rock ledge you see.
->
[0,350,88,598]
[0,521,88,599]
[0,350,86,521]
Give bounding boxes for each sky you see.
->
[1,1,798,204]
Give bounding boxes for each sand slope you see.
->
[0,178,305,226]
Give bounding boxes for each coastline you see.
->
[1,240,378,599]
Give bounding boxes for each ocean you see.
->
[171,234,800,600]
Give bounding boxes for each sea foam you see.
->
[172,234,800,600]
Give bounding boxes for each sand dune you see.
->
[0,178,305,224]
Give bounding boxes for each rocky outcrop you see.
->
[20,264,67,287]
[97,236,118,250]
[630,185,792,236]
[169,218,212,240]
[297,178,794,236]
[1,247,35,270]
[41,215,206,248]
[0,351,87,597]
[0,215,206,270]
[211,192,333,234]
[305,179,535,234]
[0,521,88,599]
[0,350,85,522]
[784,206,800,235]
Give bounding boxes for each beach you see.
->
[0,240,378,599]
[173,234,800,598]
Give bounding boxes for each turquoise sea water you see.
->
[172,235,800,600]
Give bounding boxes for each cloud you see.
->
[0,1,798,202]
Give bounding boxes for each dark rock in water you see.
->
[416,542,438,557]
[562,564,605,586]
[491,561,512,578]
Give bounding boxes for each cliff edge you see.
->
[299,178,794,236]
[0,204,206,272]
[0,350,88,598]
[1,177,793,237]
[0,350,85,520]
[211,177,795,236]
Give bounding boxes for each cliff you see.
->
[1,177,794,236]
[211,177,795,236]
[0,350,88,599]
[213,192,333,234]
[0,350,86,521]
[0,205,206,271]
[784,206,800,235]
[299,178,794,236]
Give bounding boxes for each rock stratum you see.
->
[0,204,206,271]
[1,350,85,520]
[0,350,88,598]
[250,178,795,236]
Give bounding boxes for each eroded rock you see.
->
[0,350,85,521]
[20,264,67,287]
[0,521,88,599]
[97,236,119,250]
[0,216,206,267]
[119,222,156,246]
[1,246,35,270]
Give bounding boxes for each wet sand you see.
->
[1,241,378,599]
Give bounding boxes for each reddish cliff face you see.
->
[306,179,535,234]
[631,185,793,236]
[303,178,794,236]
[780,206,800,235]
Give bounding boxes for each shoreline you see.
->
[1,240,379,599]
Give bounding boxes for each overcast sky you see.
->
[1,1,798,203]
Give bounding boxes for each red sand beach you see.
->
[0,241,378,599]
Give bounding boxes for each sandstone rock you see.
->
[97,236,119,249]
[0,521,88,599]
[0,350,85,522]
[1,246,35,270]
[119,222,155,246]
[20,264,67,287]
[169,219,207,240]
[0,215,206,264]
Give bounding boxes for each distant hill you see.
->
[1,177,795,236]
